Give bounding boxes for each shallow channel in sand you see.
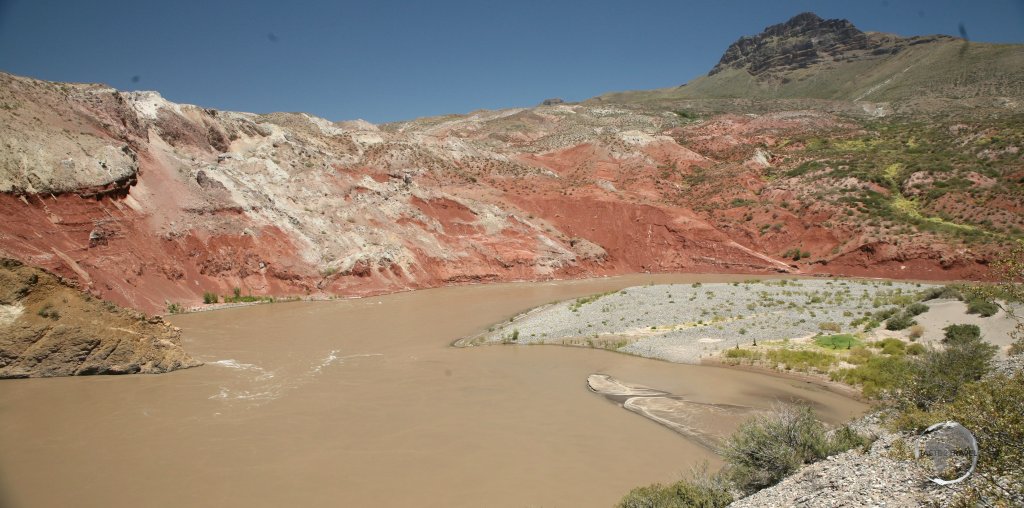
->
[0,274,866,507]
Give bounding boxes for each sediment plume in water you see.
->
[588,373,758,449]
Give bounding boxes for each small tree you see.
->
[905,325,997,409]
[969,242,1024,355]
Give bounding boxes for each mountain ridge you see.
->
[0,13,1020,315]
[594,12,1024,113]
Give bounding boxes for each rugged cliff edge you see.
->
[0,259,200,378]
[710,12,877,77]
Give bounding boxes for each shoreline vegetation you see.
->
[163,272,978,317]
[464,273,1023,507]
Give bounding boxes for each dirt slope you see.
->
[0,259,199,378]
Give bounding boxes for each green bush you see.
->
[722,405,865,494]
[202,291,218,304]
[904,302,929,316]
[166,302,183,314]
[36,304,60,320]
[764,349,835,372]
[905,327,997,409]
[942,324,981,345]
[814,334,859,349]
[871,338,906,356]
[725,348,760,360]
[890,373,1024,504]
[937,373,1024,504]
[965,298,999,317]
[881,341,905,356]
[884,313,916,331]
[845,345,874,365]
[617,473,732,508]
[920,285,963,301]
[818,322,842,334]
[905,343,926,355]
[830,354,915,398]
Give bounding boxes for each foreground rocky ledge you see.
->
[0,259,200,378]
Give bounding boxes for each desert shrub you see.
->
[942,324,981,345]
[871,338,906,356]
[814,334,859,349]
[938,373,1024,505]
[36,304,60,320]
[202,291,218,304]
[826,425,871,454]
[884,313,916,331]
[166,302,183,314]
[764,349,835,372]
[890,373,1024,505]
[904,328,997,409]
[881,341,906,356]
[907,324,924,340]
[905,343,926,355]
[617,467,732,508]
[830,354,915,398]
[845,345,874,365]
[725,348,760,360]
[722,405,864,494]
[904,302,929,316]
[873,307,899,321]
[223,293,275,304]
[965,298,999,317]
[818,322,841,333]
[920,285,963,301]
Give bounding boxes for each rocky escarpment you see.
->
[709,12,959,80]
[0,259,200,378]
[711,12,874,76]
[0,54,1017,313]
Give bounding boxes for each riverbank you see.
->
[460,278,938,359]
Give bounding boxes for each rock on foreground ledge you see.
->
[0,259,200,378]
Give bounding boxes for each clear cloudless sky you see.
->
[1,0,1022,123]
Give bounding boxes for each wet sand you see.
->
[0,274,866,507]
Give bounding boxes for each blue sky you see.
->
[1,1,1022,123]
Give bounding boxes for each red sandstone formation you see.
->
[0,71,1011,313]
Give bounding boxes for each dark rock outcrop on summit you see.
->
[710,12,874,76]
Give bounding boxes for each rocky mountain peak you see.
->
[709,12,873,76]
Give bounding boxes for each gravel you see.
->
[728,427,960,507]
[469,279,934,363]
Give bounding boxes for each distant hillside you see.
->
[594,12,1024,112]
[0,12,1021,314]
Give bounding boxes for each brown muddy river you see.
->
[0,274,865,507]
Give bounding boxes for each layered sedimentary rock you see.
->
[0,67,1011,314]
[0,259,199,378]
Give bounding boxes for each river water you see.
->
[0,274,865,507]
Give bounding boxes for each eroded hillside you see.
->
[0,14,1021,313]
